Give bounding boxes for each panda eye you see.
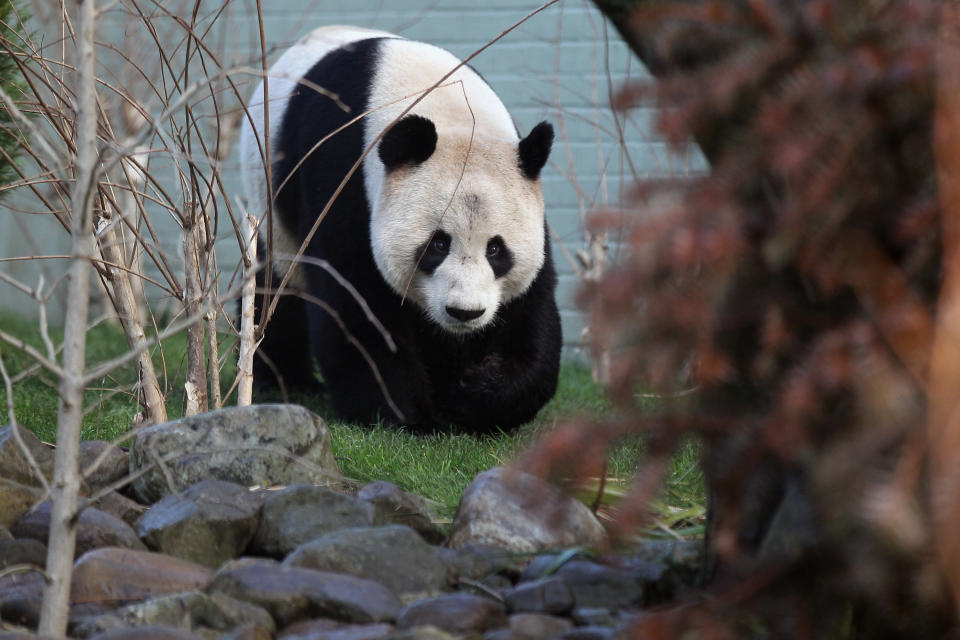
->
[431,235,448,253]
[486,238,502,257]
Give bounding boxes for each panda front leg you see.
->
[435,297,563,432]
[308,304,435,428]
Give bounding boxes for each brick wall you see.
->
[0,1,705,356]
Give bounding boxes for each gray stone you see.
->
[0,568,45,629]
[71,548,214,606]
[13,502,145,558]
[522,560,642,609]
[209,557,402,626]
[277,619,342,639]
[448,467,607,554]
[395,594,507,635]
[0,478,42,529]
[508,613,573,638]
[252,484,375,557]
[93,491,148,527]
[621,539,703,603]
[79,441,129,493]
[557,627,614,640]
[281,623,394,640]
[285,525,448,602]
[357,481,444,544]
[135,480,262,567]
[0,525,12,539]
[73,591,275,639]
[0,537,46,569]
[435,545,519,586]
[130,404,341,504]
[570,608,618,627]
[386,627,456,640]
[0,425,53,487]
[86,626,204,640]
[503,577,573,615]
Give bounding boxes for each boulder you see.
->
[12,502,145,558]
[86,626,204,640]
[0,537,47,570]
[93,491,148,527]
[0,568,45,629]
[209,557,402,626]
[520,559,643,609]
[71,548,214,606]
[508,613,573,638]
[0,478,42,529]
[502,577,574,615]
[73,591,275,639]
[448,467,607,554]
[395,593,507,635]
[251,484,375,557]
[0,425,53,487]
[284,525,448,602]
[357,481,444,544]
[78,441,129,493]
[135,480,262,567]
[129,405,341,503]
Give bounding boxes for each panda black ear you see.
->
[518,121,554,180]
[378,114,438,171]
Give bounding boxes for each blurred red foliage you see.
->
[526,1,960,636]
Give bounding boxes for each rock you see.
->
[503,577,573,615]
[0,425,53,487]
[222,623,274,640]
[448,467,607,554]
[357,482,444,544]
[252,484,375,557]
[521,559,642,609]
[209,557,402,626]
[0,478,42,529]
[129,404,341,504]
[395,594,507,635]
[71,548,214,606]
[279,623,394,640]
[79,441,129,493]
[93,491,148,527]
[435,545,519,586]
[12,502,145,558]
[285,525,448,602]
[135,480,262,567]
[570,608,618,627]
[389,628,456,640]
[621,539,702,603]
[556,627,615,640]
[0,525,11,539]
[0,537,46,569]
[86,626,204,640]
[508,613,573,638]
[73,591,275,639]
[276,619,342,639]
[0,568,45,629]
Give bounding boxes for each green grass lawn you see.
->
[0,312,705,532]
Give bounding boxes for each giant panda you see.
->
[240,26,562,432]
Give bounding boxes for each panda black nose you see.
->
[446,306,485,322]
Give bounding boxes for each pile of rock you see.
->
[0,405,701,639]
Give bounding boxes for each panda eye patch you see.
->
[486,235,514,279]
[415,229,451,275]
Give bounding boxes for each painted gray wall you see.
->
[0,1,704,356]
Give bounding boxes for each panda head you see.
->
[371,114,553,334]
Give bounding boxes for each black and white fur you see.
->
[241,26,561,432]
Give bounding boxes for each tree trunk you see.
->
[39,0,96,633]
